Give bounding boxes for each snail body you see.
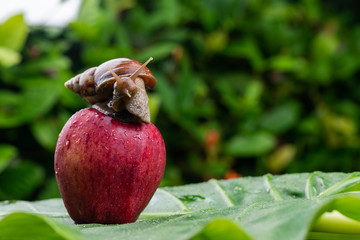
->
[65,58,155,123]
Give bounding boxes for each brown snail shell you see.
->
[65,58,156,123]
[95,58,156,90]
[65,58,156,104]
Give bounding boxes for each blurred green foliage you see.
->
[1,0,360,200]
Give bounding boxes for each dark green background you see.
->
[1,0,360,200]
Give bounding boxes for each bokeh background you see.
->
[1,0,360,200]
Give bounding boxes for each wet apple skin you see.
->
[55,108,166,224]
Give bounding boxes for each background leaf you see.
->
[190,219,252,240]
[260,101,300,134]
[0,14,27,51]
[0,161,45,199]
[0,212,83,240]
[0,47,21,67]
[0,145,17,174]
[225,132,276,157]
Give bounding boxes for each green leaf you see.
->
[318,173,360,197]
[269,54,307,73]
[148,0,181,29]
[2,173,360,239]
[0,14,28,51]
[37,177,61,200]
[135,42,178,62]
[19,83,59,121]
[0,199,68,218]
[176,57,199,112]
[0,81,60,128]
[0,212,83,240]
[260,101,300,134]
[0,161,45,200]
[311,30,338,60]
[31,116,64,151]
[70,22,100,42]
[0,47,21,67]
[190,219,252,240]
[225,132,276,157]
[76,0,102,25]
[205,30,228,53]
[313,210,360,235]
[0,90,22,128]
[153,72,177,117]
[223,38,264,71]
[301,0,321,23]
[82,46,120,66]
[0,145,17,174]
[148,93,161,123]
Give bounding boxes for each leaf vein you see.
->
[264,174,283,201]
[209,179,235,206]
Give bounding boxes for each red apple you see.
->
[55,108,166,224]
[55,58,166,224]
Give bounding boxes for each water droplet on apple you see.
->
[65,140,70,149]
[134,135,142,140]
[104,129,109,138]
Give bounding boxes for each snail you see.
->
[65,57,155,123]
